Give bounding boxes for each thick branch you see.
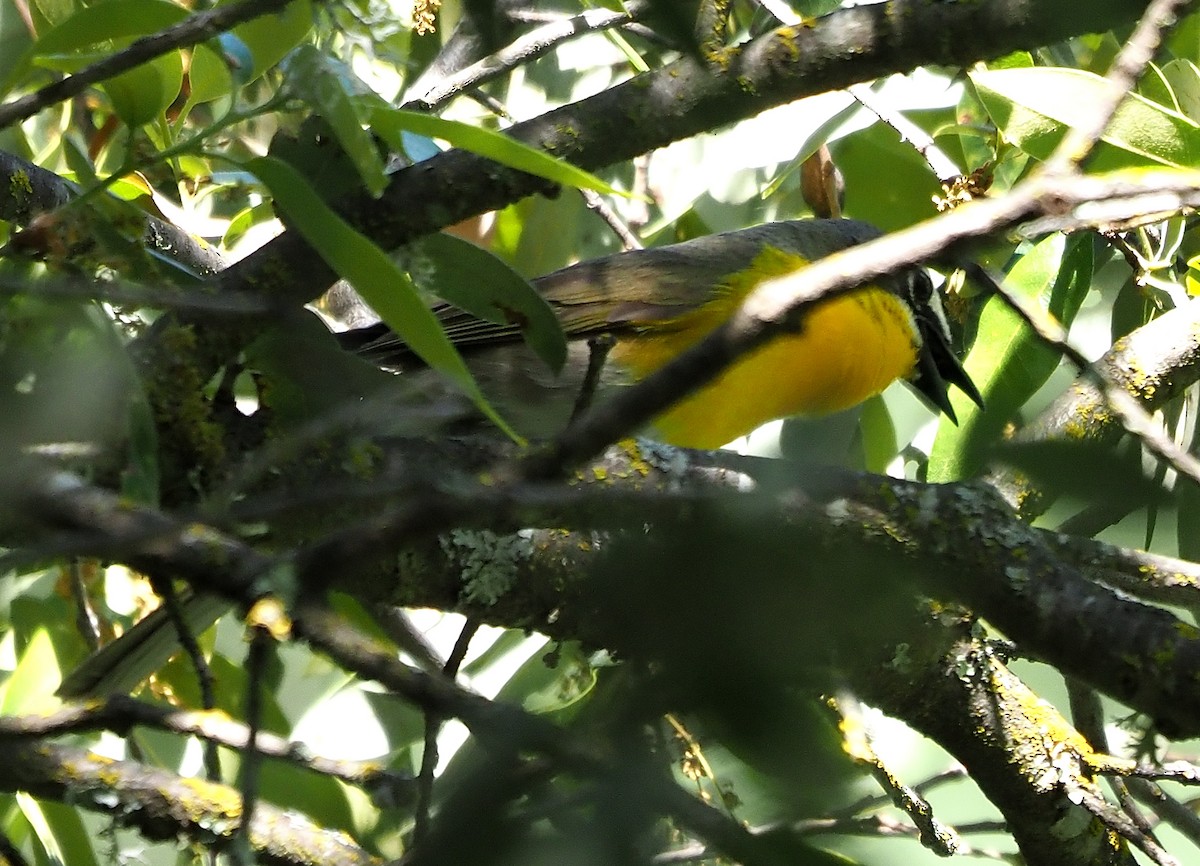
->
[214,0,1156,308]
[0,150,223,277]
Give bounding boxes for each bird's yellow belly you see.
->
[611,289,920,449]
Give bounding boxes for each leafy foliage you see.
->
[0,2,1199,866]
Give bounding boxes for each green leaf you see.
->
[28,0,75,29]
[268,114,375,203]
[830,109,944,230]
[929,233,1093,481]
[407,232,567,373]
[369,105,624,197]
[245,313,410,428]
[0,0,36,100]
[102,50,183,127]
[282,45,387,197]
[491,640,595,717]
[223,0,312,81]
[31,0,186,54]
[1178,477,1200,562]
[994,440,1162,511]
[247,155,521,441]
[971,66,1200,170]
[1162,58,1200,122]
[18,796,98,866]
[188,43,235,105]
[857,393,897,473]
[0,628,60,713]
[1139,62,1178,113]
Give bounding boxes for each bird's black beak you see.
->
[910,313,984,425]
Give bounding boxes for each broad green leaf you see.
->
[369,105,623,197]
[248,155,520,441]
[989,51,1034,70]
[831,108,950,230]
[491,639,595,716]
[283,45,386,196]
[245,314,407,428]
[929,233,1093,481]
[17,794,66,866]
[762,97,861,199]
[29,0,76,30]
[32,0,186,126]
[223,0,311,81]
[407,232,567,372]
[189,43,235,104]
[791,0,844,18]
[458,628,536,679]
[994,440,1162,511]
[1188,254,1200,296]
[221,201,274,250]
[1139,62,1178,113]
[31,0,185,54]
[972,66,1200,170]
[1163,58,1200,122]
[1179,453,1200,561]
[268,115,376,203]
[780,406,864,467]
[857,393,897,473]
[102,51,183,126]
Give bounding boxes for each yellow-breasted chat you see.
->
[57,218,981,699]
[338,218,983,446]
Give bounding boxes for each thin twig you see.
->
[0,0,311,131]
[405,5,642,111]
[415,617,481,843]
[1130,780,1200,848]
[835,693,960,856]
[1075,786,1181,866]
[234,627,272,866]
[0,695,415,797]
[848,83,961,181]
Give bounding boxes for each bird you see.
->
[59,219,982,699]
[337,218,983,447]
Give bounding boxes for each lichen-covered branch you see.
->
[0,739,378,866]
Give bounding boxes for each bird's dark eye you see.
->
[908,268,934,306]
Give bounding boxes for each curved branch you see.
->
[0,739,378,866]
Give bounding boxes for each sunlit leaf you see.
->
[189,43,235,105]
[972,66,1200,169]
[0,628,60,713]
[929,233,1093,481]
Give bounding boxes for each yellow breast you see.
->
[610,283,921,450]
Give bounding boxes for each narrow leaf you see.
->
[370,105,623,196]
[283,45,386,196]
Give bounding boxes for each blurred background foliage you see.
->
[0,0,1198,864]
